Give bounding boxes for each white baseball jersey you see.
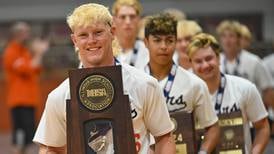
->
[145,65,218,128]
[211,74,268,153]
[263,53,274,79]
[33,63,173,154]
[263,53,274,119]
[116,40,149,69]
[220,49,274,93]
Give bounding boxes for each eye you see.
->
[194,59,202,64]
[167,39,175,44]
[205,55,213,62]
[95,30,103,36]
[153,38,161,43]
[77,32,88,38]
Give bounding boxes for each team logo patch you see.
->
[79,75,114,111]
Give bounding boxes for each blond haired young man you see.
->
[112,0,149,68]
[33,3,175,154]
[188,33,270,154]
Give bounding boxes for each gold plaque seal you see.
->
[224,129,234,141]
[79,75,114,111]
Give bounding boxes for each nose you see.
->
[160,41,168,51]
[87,34,97,44]
[201,60,210,70]
[125,16,132,24]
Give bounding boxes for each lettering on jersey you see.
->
[221,102,240,114]
[166,95,187,111]
[131,108,137,119]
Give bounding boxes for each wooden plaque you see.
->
[66,65,136,154]
[216,111,245,154]
[195,111,245,154]
[170,112,196,154]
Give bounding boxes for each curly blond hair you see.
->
[216,20,242,37]
[187,33,221,58]
[112,0,142,15]
[177,20,202,38]
[67,3,112,32]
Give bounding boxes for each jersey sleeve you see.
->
[143,79,174,137]
[193,81,218,128]
[254,60,274,91]
[245,83,268,122]
[33,90,67,147]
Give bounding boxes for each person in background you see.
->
[143,13,219,154]
[112,0,149,68]
[175,20,202,70]
[263,41,274,138]
[33,3,176,154]
[216,20,274,115]
[239,23,252,50]
[3,21,49,154]
[163,8,186,21]
[188,33,270,154]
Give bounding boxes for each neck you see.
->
[117,36,136,51]
[178,56,191,70]
[83,56,115,68]
[206,72,221,94]
[149,61,173,81]
[225,49,241,61]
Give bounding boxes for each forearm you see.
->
[155,133,176,154]
[200,123,220,153]
[252,119,270,154]
[38,144,66,154]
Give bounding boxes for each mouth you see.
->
[86,47,101,52]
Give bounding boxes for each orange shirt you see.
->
[3,40,41,108]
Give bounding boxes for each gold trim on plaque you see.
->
[176,144,187,154]
[219,118,243,127]
[219,149,243,154]
[79,75,114,111]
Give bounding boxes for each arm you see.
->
[200,122,220,153]
[38,144,66,154]
[154,133,176,154]
[252,118,270,154]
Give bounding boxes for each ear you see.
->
[144,37,149,48]
[110,26,115,41]
[71,33,77,46]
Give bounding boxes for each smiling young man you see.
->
[188,33,270,154]
[33,3,175,154]
[143,13,219,154]
[112,0,149,68]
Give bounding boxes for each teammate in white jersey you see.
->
[112,0,149,68]
[188,33,270,154]
[33,3,175,154]
[143,13,219,154]
[216,20,274,108]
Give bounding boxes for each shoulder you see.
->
[225,74,256,91]
[241,50,261,63]
[176,66,207,88]
[121,63,159,89]
[263,54,274,64]
[47,78,70,106]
